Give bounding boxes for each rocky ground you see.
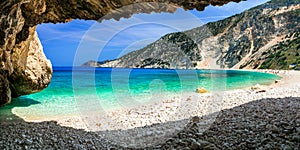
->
[156,97,300,149]
[1,97,299,149]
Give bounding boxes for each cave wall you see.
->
[0,0,240,105]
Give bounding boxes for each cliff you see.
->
[81,60,114,67]
[99,0,300,69]
[100,32,201,69]
[0,0,240,105]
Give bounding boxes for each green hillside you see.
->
[260,32,300,69]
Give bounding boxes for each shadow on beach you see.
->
[0,97,299,149]
[0,97,41,122]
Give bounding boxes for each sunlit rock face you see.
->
[98,0,300,70]
[0,0,240,105]
[10,28,52,98]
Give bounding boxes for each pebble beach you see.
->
[1,70,300,149]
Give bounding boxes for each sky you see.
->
[37,0,270,66]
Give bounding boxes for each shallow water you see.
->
[0,67,280,120]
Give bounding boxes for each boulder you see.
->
[196,87,207,93]
[9,28,52,98]
[251,84,267,93]
[0,26,52,105]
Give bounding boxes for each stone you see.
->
[251,84,262,91]
[146,131,153,136]
[256,89,267,93]
[281,144,292,150]
[191,116,200,123]
[251,84,267,93]
[196,87,208,93]
[190,141,201,150]
[25,139,33,145]
[198,140,212,147]
[203,144,219,150]
[292,135,300,142]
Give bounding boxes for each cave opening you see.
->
[0,0,270,107]
[5,0,300,149]
[0,0,273,121]
[36,1,263,68]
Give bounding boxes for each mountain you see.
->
[99,32,201,69]
[81,60,114,67]
[99,0,300,69]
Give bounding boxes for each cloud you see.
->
[37,7,217,48]
[37,25,86,43]
[77,8,203,50]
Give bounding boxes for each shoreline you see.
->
[1,69,300,148]
[16,69,299,132]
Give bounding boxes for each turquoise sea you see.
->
[0,67,280,121]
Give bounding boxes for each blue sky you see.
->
[37,0,269,66]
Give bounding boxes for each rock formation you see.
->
[100,32,201,69]
[0,0,241,105]
[81,60,114,67]
[10,28,52,98]
[99,0,300,69]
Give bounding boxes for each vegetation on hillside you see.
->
[98,0,300,69]
[260,32,300,70]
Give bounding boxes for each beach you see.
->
[1,69,300,148]
[54,70,299,130]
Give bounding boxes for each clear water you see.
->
[0,67,280,121]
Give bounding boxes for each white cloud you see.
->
[37,23,87,43]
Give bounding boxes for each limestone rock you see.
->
[196,87,208,93]
[251,84,267,93]
[9,28,52,97]
[251,84,263,91]
[0,74,11,105]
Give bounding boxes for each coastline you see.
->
[1,69,300,148]
[21,69,300,131]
